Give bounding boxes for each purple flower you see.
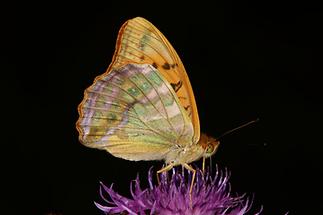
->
[95,166,262,215]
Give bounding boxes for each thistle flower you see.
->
[95,166,262,215]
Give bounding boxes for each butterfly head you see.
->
[199,133,220,158]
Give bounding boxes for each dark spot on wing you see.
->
[170,81,183,92]
[171,64,176,68]
[152,62,158,68]
[183,105,192,117]
[140,55,145,60]
[162,62,171,70]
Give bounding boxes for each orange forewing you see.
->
[100,17,200,143]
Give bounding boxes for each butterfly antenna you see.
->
[217,118,259,140]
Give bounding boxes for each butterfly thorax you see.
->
[164,133,220,165]
[164,142,204,165]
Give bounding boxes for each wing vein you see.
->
[127,73,179,139]
[139,69,180,135]
[106,75,174,142]
[121,29,171,65]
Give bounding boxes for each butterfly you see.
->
[76,17,220,193]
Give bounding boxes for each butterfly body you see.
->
[164,143,205,165]
[77,17,220,174]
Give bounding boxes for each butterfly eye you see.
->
[206,144,214,154]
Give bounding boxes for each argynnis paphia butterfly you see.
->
[76,17,220,193]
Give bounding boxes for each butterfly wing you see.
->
[77,64,194,161]
[103,17,200,143]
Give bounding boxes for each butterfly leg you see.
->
[183,163,196,205]
[156,163,174,184]
[202,156,206,174]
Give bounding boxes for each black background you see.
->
[3,1,323,214]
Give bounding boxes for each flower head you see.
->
[95,166,261,215]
